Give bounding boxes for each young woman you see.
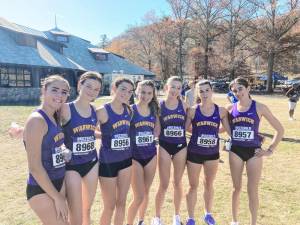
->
[227,77,284,225]
[97,77,134,225]
[185,80,231,225]
[127,80,160,225]
[11,72,102,225]
[60,71,102,225]
[24,75,70,225]
[151,76,188,225]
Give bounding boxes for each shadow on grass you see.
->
[260,132,300,143]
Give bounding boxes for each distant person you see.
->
[227,90,239,104]
[286,83,300,120]
[185,81,196,107]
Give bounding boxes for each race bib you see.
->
[111,136,130,150]
[232,130,254,140]
[136,134,154,146]
[52,146,65,168]
[73,136,95,155]
[164,126,184,137]
[197,135,218,147]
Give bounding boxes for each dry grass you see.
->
[0,94,299,225]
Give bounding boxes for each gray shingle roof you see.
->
[0,29,84,70]
[0,17,155,76]
[0,17,48,39]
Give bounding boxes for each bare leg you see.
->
[172,148,187,215]
[155,147,171,217]
[82,162,98,225]
[203,159,219,213]
[138,156,157,221]
[127,161,145,225]
[29,184,69,225]
[114,166,132,225]
[229,152,245,223]
[99,176,117,225]
[246,157,263,225]
[186,161,201,218]
[65,171,83,225]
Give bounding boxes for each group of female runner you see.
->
[13,72,284,225]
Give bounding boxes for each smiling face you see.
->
[43,80,69,110]
[113,81,134,104]
[78,78,102,102]
[137,84,154,105]
[198,83,213,102]
[166,80,182,100]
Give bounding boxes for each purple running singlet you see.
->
[27,109,65,185]
[63,102,98,165]
[130,104,156,160]
[188,104,220,155]
[159,100,186,144]
[230,101,261,148]
[99,103,132,163]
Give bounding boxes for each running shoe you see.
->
[230,222,239,225]
[173,215,182,225]
[185,218,195,225]
[203,214,216,225]
[151,217,163,225]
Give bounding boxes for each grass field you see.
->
[0,94,299,225]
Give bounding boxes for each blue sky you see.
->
[0,0,171,44]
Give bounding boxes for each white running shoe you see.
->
[173,215,182,225]
[151,217,163,225]
[230,222,239,225]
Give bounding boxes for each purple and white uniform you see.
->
[99,103,132,163]
[27,109,65,185]
[63,102,97,165]
[188,104,220,155]
[159,100,186,143]
[230,100,261,148]
[130,104,156,160]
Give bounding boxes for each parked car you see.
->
[211,80,229,92]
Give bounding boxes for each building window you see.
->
[0,66,32,87]
[15,34,37,48]
[95,53,108,61]
[56,35,68,43]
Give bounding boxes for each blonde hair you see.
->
[166,76,182,85]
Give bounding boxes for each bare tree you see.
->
[127,26,155,71]
[189,0,225,79]
[222,0,257,80]
[251,0,300,92]
[98,34,110,49]
[167,0,192,79]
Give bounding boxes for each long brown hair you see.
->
[136,80,160,116]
